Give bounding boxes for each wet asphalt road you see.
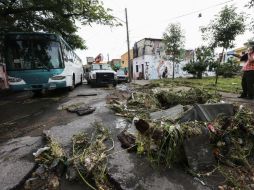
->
[0,84,111,144]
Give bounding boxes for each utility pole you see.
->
[107,53,109,64]
[125,8,132,82]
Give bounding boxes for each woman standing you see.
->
[239,46,254,99]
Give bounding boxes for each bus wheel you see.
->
[80,75,83,84]
[69,75,75,91]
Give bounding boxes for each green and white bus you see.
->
[2,32,83,92]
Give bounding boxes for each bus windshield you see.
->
[6,37,63,70]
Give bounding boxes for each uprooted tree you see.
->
[183,46,215,79]
[0,0,121,49]
[163,23,185,80]
[201,5,246,84]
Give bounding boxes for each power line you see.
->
[128,0,237,32]
[166,0,234,21]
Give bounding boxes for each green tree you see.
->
[183,46,214,79]
[201,5,245,84]
[163,23,185,79]
[0,0,120,49]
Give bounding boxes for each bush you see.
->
[218,58,241,78]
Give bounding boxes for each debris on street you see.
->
[107,87,221,119]
[24,123,115,190]
[66,104,96,116]
[107,85,254,189]
[70,123,114,189]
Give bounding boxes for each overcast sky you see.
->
[75,0,253,64]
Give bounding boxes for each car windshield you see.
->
[117,69,125,75]
[5,36,63,70]
[92,64,112,70]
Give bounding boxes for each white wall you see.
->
[133,55,194,80]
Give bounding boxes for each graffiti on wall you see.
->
[145,62,149,80]
[156,60,172,79]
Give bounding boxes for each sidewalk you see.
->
[131,79,150,86]
[220,92,254,110]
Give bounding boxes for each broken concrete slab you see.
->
[43,104,109,155]
[0,136,43,190]
[184,127,215,171]
[179,103,234,122]
[66,104,96,116]
[150,104,185,121]
[76,107,96,116]
[107,142,210,190]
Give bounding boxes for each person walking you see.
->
[238,46,254,99]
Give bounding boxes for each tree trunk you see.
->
[197,72,202,79]
[215,48,225,85]
[172,62,175,80]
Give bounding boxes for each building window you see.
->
[122,61,124,65]
[136,65,139,72]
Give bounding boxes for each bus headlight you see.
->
[50,75,66,80]
[8,77,22,83]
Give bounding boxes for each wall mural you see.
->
[156,60,172,79]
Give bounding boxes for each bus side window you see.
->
[61,42,68,62]
[67,46,73,62]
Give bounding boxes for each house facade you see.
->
[132,38,194,80]
[110,59,122,70]
[121,49,133,69]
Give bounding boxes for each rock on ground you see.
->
[0,136,43,190]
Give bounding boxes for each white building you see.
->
[132,38,214,80]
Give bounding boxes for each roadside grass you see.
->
[151,76,242,94]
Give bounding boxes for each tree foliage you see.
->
[218,58,241,78]
[0,0,120,49]
[247,0,254,30]
[247,0,254,8]
[201,5,245,84]
[163,23,185,79]
[183,46,215,79]
[201,5,246,50]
